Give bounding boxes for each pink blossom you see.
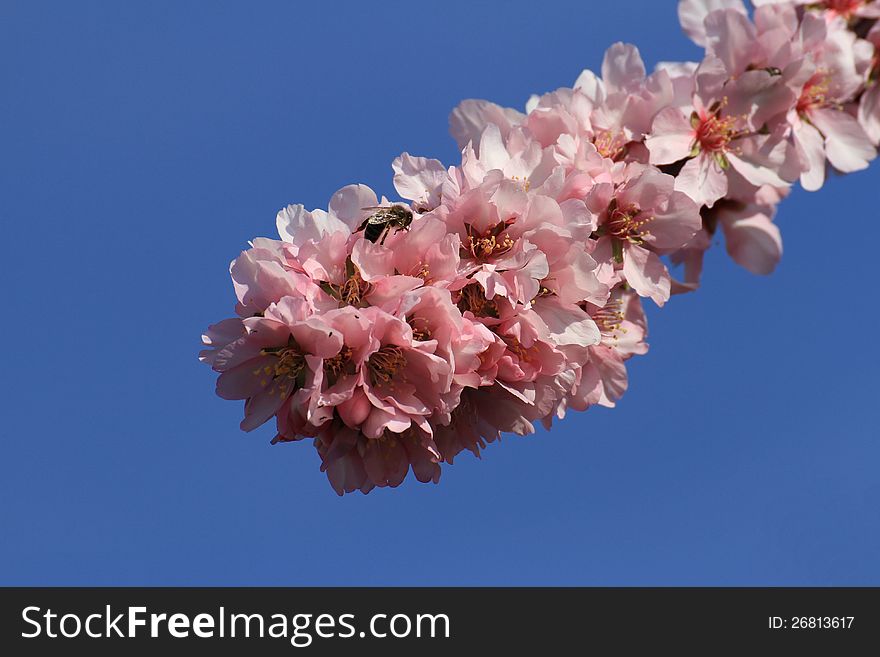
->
[570,287,648,410]
[395,287,495,391]
[574,43,675,155]
[202,0,880,493]
[456,123,556,192]
[586,163,702,305]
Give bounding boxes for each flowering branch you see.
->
[201,0,879,494]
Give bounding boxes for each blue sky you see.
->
[1,0,877,585]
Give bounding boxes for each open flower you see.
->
[646,85,796,207]
[391,153,449,213]
[305,306,453,440]
[440,165,608,308]
[784,17,876,189]
[586,163,701,305]
[203,296,343,434]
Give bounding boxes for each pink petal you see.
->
[719,208,782,276]
[392,153,447,208]
[646,108,695,165]
[674,154,728,208]
[602,42,646,93]
[449,99,525,151]
[328,184,378,231]
[622,245,671,306]
[678,0,747,46]
[809,108,876,175]
[795,121,827,192]
[241,387,286,432]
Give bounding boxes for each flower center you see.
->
[320,260,372,308]
[694,111,741,154]
[258,341,307,395]
[274,346,306,378]
[501,335,535,362]
[594,129,627,160]
[590,300,626,338]
[606,200,651,245]
[408,317,432,342]
[456,283,499,318]
[339,269,371,306]
[797,73,831,115]
[323,346,354,386]
[367,345,407,386]
[463,219,516,261]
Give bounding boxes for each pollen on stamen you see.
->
[367,345,407,387]
[695,114,738,153]
[819,0,868,19]
[254,343,308,395]
[323,346,354,386]
[339,267,372,307]
[510,175,531,192]
[408,317,432,342]
[797,72,833,115]
[591,300,627,340]
[501,334,534,362]
[456,282,499,318]
[463,220,517,261]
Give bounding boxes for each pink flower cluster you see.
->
[202,0,879,494]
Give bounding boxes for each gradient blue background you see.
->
[2,0,878,585]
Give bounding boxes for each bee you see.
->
[357,205,413,245]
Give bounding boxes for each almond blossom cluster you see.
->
[201,0,879,494]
